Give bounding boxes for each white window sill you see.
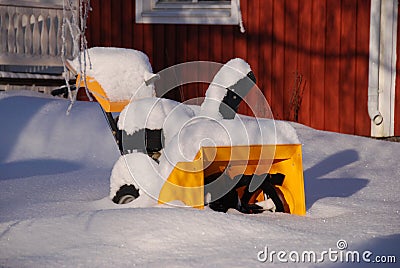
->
[136,0,239,25]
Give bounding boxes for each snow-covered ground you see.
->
[0,91,399,267]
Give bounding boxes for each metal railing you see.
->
[0,0,78,67]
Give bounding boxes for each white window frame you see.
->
[135,0,239,25]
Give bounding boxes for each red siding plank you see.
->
[133,23,144,52]
[153,25,165,73]
[297,0,312,125]
[354,0,371,136]
[309,0,326,130]
[234,0,247,60]
[175,25,188,101]
[242,0,260,116]
[198,25,210,97]
[234,29,247,60]
[175,25,187,65]
[324,0,341,133]
[100,0,112,46]
[165,25,176,67]
[142,24,153,66]
[221,26,234,63]
[111,0,122,47]
[339,0,357,134]
[121,0,133,48]
[235,0,248,115]
[186,25,199,100]
[271,0,285,120]
[87,0,102,46]
[209,25,223,63]
[163,25,182,101]
[132,0,144,51]
[247,0,259,81]
[198,26,209,62]
[283,0,299,120]
[187,25,199,62]
[259,0,274,111]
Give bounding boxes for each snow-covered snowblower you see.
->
[67,47,306,215]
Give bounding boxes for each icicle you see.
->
[79,0,93,102]
[62,0,92,115]
[61,1,73,115]
[237,0,245,33]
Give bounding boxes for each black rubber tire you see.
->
[112,184,140,204]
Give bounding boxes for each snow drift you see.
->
[0,91,399,267]
[0,90,119,171]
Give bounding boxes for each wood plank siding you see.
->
[85,0,396,136]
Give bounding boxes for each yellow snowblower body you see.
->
[158,144,306,216]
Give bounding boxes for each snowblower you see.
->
[65,47,306,215]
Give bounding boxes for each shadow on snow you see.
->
[0,159,82,180]
[304,149,369,210]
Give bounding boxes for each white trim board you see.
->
[369,0,398,137]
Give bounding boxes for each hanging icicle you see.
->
[237,0,245,33]
[61,0,92,114]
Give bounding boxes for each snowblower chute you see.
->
[158,144,305,216]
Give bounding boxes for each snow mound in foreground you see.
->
[1,90,400,267]
[0,91,120,170]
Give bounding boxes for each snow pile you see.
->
[109,153,162,207]
[70,47,156,101]
[118,97,196,145]
[156,117,299,180]
[0,90,399,267]
[0,91,119,170]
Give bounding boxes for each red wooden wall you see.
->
[86,0,379,136]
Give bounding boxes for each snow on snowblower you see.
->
[66,47,306,215]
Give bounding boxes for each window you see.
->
[135,0,240,25]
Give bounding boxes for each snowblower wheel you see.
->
[112,184,140,204]
[205,173,286,214]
